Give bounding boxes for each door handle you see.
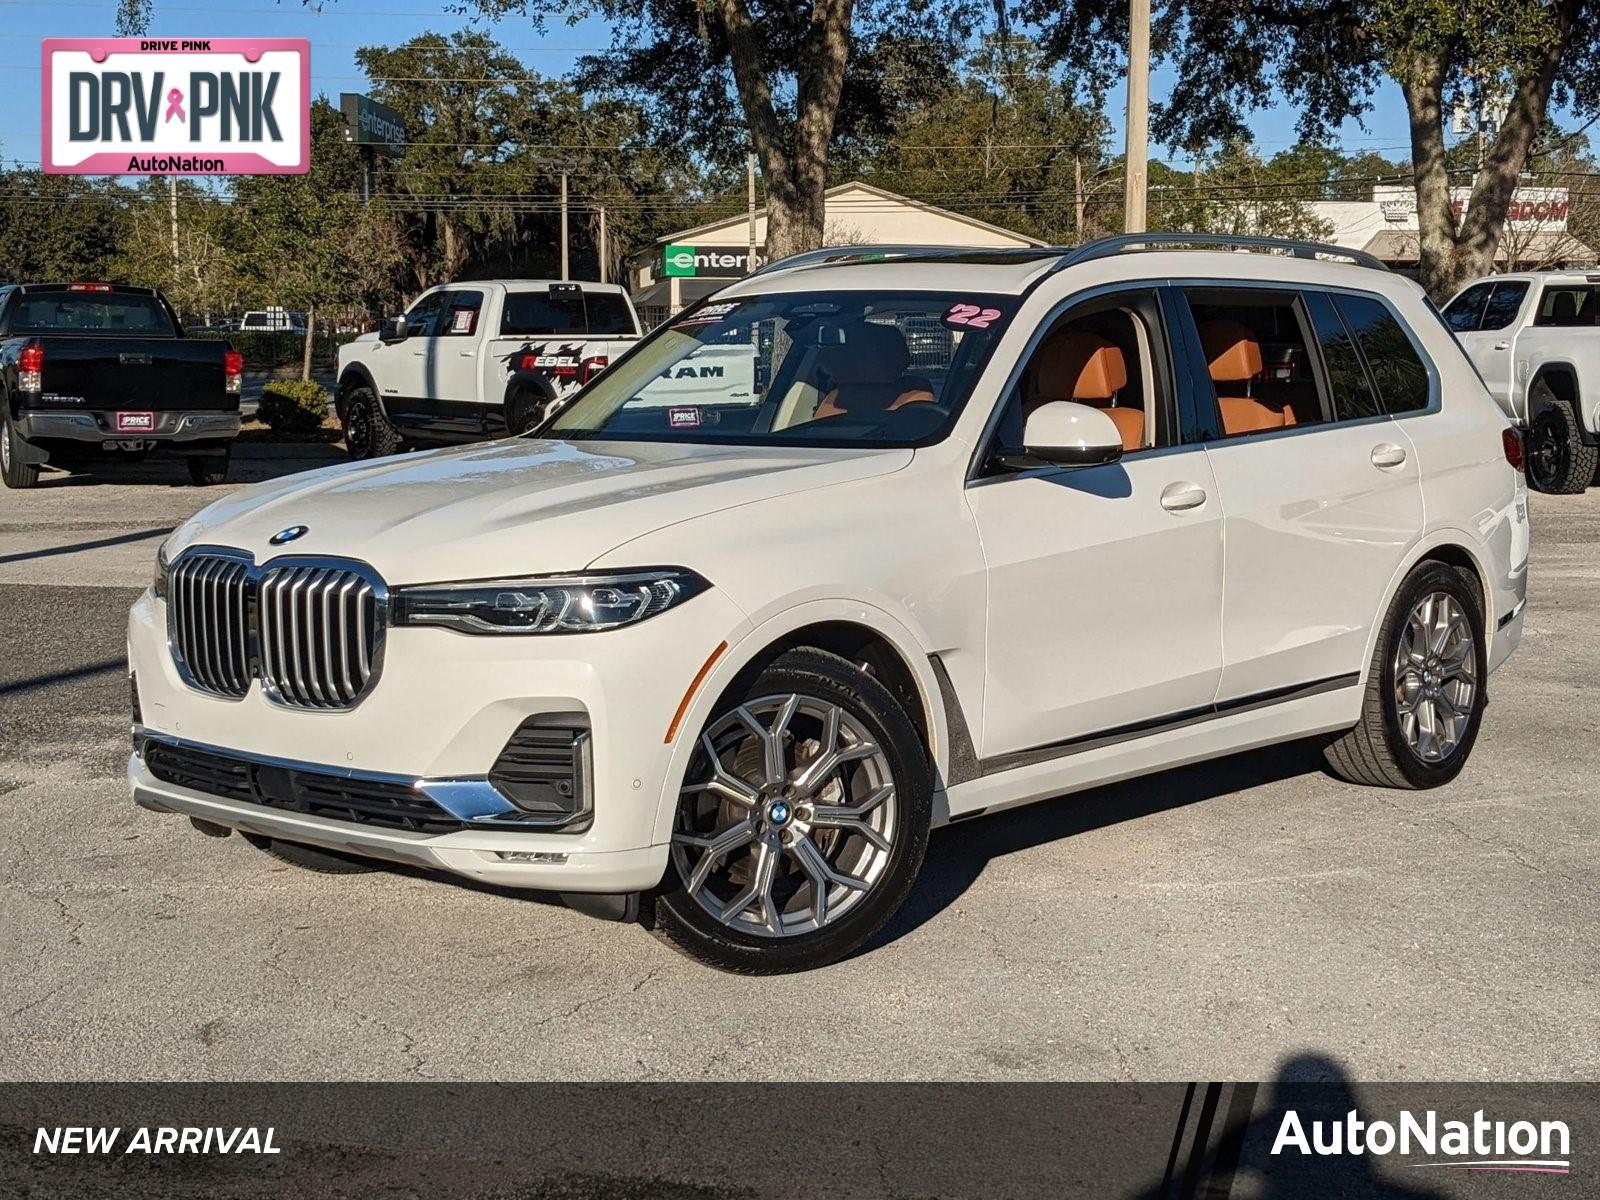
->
[1371,443,1407,469]
[1159,481,1208,512]
[1493,341,1510,351]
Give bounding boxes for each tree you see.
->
[0,171,128,283]
[464,0,987,258]
[112,179,239,322]
[231,101,405,377]
[356,32,692,290]
[844,38,1113,243]
[1023,0,1595,298]
[1149,141,1333,241]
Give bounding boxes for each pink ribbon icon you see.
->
[164,88,185,123]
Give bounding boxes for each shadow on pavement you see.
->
[870,738,1333,952]
[0,526,172,567]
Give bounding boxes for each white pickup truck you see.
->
[334,280,648,459]
[1443,271,1600,493]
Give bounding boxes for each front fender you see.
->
[646,597,954,846]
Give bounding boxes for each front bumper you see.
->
[127,583,752,892]
[131,750,667,892]
[17,408,240,444]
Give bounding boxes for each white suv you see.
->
[128,236,1530,972]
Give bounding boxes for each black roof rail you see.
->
[751,244,1065,278]
[750,245,950,278]
[1054,233,1389,273]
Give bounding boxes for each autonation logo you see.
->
[1273,1108,1570,1175]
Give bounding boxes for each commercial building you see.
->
[630,180,1045,324]
[1308,185,1596,272]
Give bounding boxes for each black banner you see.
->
[3,1083,1593,1197]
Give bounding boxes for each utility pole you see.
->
[747,150,758,274]
[1122,0,1151,234]
[559,171,569,281]
[598,205,608,284]
[1073,156,1085,242]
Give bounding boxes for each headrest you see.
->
[1198,319,1263,383]
[819,321,910,385]
[1035,332,1128,402]
[1551,291,1581,322]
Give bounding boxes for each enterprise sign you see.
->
[43,38,310,175]
[340,92,406,158]
[662,244,766,278]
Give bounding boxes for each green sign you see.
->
[339,93,406,158]
[662,244,761,278]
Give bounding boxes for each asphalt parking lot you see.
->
[2,449,1597,1083]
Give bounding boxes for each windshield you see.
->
[546,290,1013,447]
[12,292,176,337]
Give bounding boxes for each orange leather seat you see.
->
[1197,319,1294,435]
[813,321,935,419]
[1030,331,1144,451]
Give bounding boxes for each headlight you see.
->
[392,568,709,635]
[153,545,169,600]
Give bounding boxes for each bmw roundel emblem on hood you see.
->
[269,525,309,546]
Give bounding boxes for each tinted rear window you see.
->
[12,293,175,336]
[1335,294,1432,414]
[585,293,636,335]
[502,292,586,336]
[500,290,635,336]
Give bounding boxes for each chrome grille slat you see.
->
[258,561,380,710]
[167,550,383,710]
[168,552,252,700]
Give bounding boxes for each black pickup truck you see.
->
[0,283,242,489]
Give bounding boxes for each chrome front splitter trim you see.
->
[134,729,581,830]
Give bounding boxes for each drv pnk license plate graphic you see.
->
[42,38,310,175]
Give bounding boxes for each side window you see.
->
[1480,281,1529,331]
[991,289,1171,463]
[1304,291,1382,421]
[404,292,445,338]
[1533,284,1599,327]
[1441,282,1492,332]
[1334,294,1432,415]
[1184,289,1327,438]
[440,290,484,336]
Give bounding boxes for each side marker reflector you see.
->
[665,641,728,744]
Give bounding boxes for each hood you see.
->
[167,438,912,583]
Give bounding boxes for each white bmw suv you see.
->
[128,236,1530,972]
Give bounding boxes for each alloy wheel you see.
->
[1,416,10,472]
[1526,412,1567,492]
[672,694,898,938]
[1391,591,1478,763]
[345,402,372,458]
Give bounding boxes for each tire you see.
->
[1324,562,1487,790]
[243,833,379,874]
[186,449,231,486]
[652,647,932,974]
[341,386,404,460]
[1525,391,1596,494]
[506,389,550,436]
[1,407,40,489]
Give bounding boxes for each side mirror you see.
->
[1010,400,1125,469]
[378,316,408,344]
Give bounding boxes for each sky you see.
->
[2,0,1431,176]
